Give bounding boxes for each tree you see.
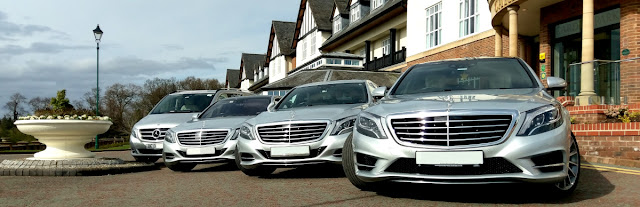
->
[50,89,74,113]
[103,83,141,134]
[140,77,178,113]
[178,76,224,90]
[82,88,101,115]
[28,96,51,113]
[4,93,26,120]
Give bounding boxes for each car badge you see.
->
[152,129,161,138]
[290,111,296,120]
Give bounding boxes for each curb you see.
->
[582,155,640,168]
[0,158,158,176]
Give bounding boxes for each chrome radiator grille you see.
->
[139,128,170,141]
[390,114,513,147]
[257,122,328,143]
[178,130,228,146]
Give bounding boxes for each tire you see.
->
[548,133,580,196]
[165,162,196,172]
[342,134,378,191]
[134,156,160,163]
[234,148,276,176]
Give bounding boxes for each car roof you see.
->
[296,79,368,88]
[170,90,218,95]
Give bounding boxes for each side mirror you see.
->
[267,102,276,112]
[192,113,200,121]
[546,77,567,90]
[372,86,387,99]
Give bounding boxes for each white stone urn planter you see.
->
[14,120,112,160]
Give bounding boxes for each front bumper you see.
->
[163,139,237,164]
[352,124,572,184]
[236,132,349,168]
[130,136,163,158]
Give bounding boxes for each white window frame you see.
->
[372,0,387,10]
[301,39,307,60]
[350,4,361,23]
[382,38,391,55]
[459,0,479,37]
[310,32,316,56]
[426,2,442,49]
[333,17,342,34]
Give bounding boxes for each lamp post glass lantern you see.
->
[93,24,103,149]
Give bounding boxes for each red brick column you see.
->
[620,0,640,104]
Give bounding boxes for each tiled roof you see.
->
[334,0,349,16]
[308,0,336,31]
[241,53,267,80]
[322,0,406,49]
[225,69,240,88]
[272,21,297,56]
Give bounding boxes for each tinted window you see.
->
[151,94,215,114]
[277,83,368,110]
[199,97,271,118]
[392,59,536,95]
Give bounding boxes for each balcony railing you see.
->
[564,58,640,105]
[364,47,406,71]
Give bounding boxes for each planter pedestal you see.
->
[14,120,112,160]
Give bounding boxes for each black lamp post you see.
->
[93,24,103,149]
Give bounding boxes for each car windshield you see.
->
[199,97,271,118]
[150,93,215,114]
[391,59,537,95]
[277,82,368,110]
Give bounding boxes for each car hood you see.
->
[133,113,197,129]
[367,88,557,116]
[247,104,365,125]
[170,116,253,132]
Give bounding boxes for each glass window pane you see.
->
[470,17,475,33]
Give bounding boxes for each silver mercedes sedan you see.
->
[344,57,579,196]
[163,96,273,172]
[236,80,378,176]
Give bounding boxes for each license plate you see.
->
[270,146,310,157]
[186,147,216,155]
[146,143,163,149]
[416,151,483,165]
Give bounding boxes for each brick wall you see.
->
[405,35,495,70]
[576,136,640,159]
[620,0,640,104]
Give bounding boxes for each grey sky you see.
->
[0,0,299,116]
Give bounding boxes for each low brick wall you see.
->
[572,123,640,163]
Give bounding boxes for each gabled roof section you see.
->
[240,53,267,81]
[292,0,335,49]
[267,21,296,61]
[321,0,407,51]
[331,0,350,18]
[225,69,240,88]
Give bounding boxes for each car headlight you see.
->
[356,112,387,139]
[239,124,255,140]
[164,130,176,143]
[331,116,357,135]
[230,128,240,140]
[517,104,564,136]
[131,128,138,139]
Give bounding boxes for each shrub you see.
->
[618,111,640,123]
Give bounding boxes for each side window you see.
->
[218,93,228,100]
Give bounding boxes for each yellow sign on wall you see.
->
[539,53,546,61]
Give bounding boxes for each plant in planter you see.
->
[13,90,113,160]
[604,107,627,123]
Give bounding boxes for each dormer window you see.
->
[333,17,342,34]
[350,4,361,23]
[372,0,388,10]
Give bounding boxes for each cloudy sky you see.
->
[0,0,299,116]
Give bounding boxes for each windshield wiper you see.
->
[168,110,194,113]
